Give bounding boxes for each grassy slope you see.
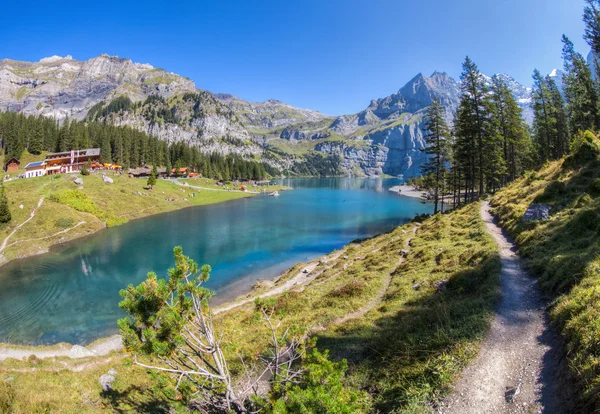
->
[0,173,252,265]
[0,203,500,413]
[491,151,600,411]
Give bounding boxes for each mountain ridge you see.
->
[0,54,534,177]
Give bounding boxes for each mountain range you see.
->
[0,54,535,177]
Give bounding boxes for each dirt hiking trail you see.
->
[441,202,575,414]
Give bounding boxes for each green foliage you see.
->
[147,165,157,188]
[87,96,133,120]
[80,160,91,176]
[269,349,368,414]
[55,217,74,228]
[421,98,451,213]
[0,382,16,413]
[562,35,599,135]
[567,130,600,167]
[531,70,570,164]
[328,280,366,298]
[588,177,600,196]
[0,185,12,224]
[49,190,102,217]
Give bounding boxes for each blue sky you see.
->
[0,0,588,115]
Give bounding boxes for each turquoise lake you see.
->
[0,178,432,345]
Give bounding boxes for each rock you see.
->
[102,175,113,184]
[522,204,551,222]
[433,279,449,292]
[19,204,23,209]
[343,263,348,270]
[107,368,118,376]
[99,374,116,392]
[77,186,84,190]
[5,377,14,382]
[68,345,95,358]
[73,177,83,185]
[412,283,421,290]
[400,249,409,257]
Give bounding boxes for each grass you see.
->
[0,173,253,265]
[490,138,600,412]
[0,202,500,413]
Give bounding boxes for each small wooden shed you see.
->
[4,158,20,173]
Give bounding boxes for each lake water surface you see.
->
[0,178,431,345]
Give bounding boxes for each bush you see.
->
[566,130,600,167]
[269,349,369,413]
[588,178,600,197]
[49,190,102,216]
[328,280,366,298]
[55,217,75,228]
[80,161,91,176]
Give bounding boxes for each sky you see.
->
[0,0,589,115]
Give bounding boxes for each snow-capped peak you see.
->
[549,69,558,77]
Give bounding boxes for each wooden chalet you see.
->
[44,148,101,175]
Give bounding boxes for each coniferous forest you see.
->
[0,111,278,180]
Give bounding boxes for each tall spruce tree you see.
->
[454,56,493,200]
[28,121,44,155]
[562,35,599,134]
[490,75,531,183]
[420,98,451,214]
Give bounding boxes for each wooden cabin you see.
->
[4,158,20,173]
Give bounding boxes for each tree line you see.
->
[419,0,600,214]
[0,111,277,181]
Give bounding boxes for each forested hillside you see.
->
[0,111,277,180]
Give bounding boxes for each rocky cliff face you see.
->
[0,53,534,177]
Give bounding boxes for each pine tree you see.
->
[147,165,157,189]
[0,184,11,224]
[454,56,493,200]
[562,35,599,133]
[490,75,531,183]
[420,98,451,214]
[28,121,44,155]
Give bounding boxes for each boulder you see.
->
[433,279,449,292]
[99,374,116,392]
[73,177,83,185]
[107,368,118,376]
[102,175,113,184]
[522,204,551,222]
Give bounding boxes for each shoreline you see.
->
[0,176,289,270]
[0,241,347,359]
[389,185,428,200]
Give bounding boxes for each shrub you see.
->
[566,130,600,167]
[269,349,369,413]
[55,217,75,228]
[49,190,102,217]
[80,161,91,176]
[588,178,600,197]
[329,280,366,298]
